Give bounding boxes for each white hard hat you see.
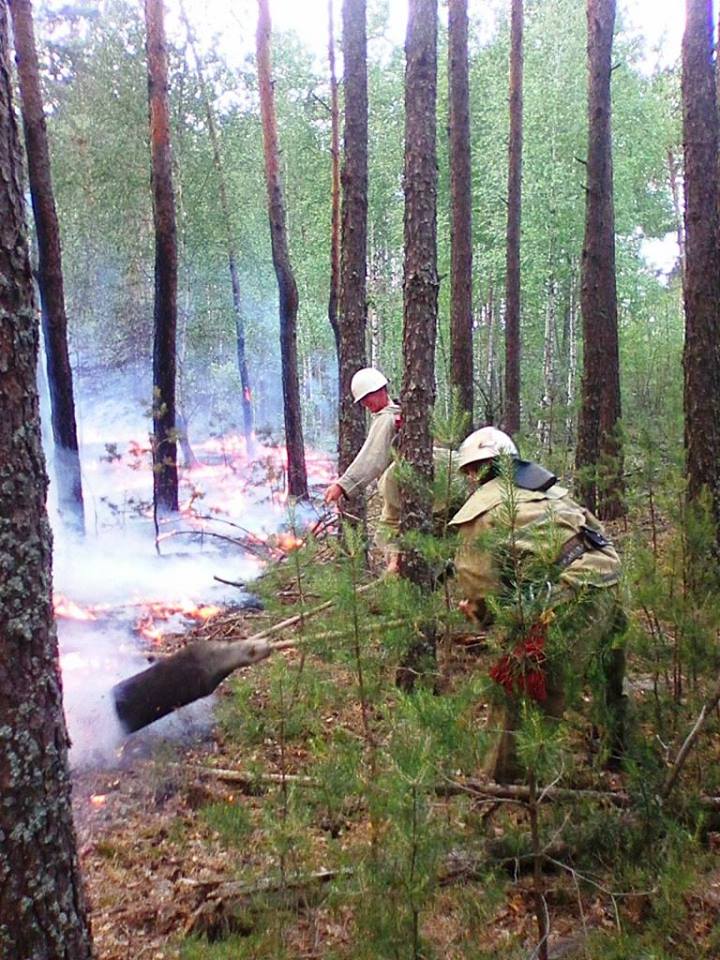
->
[457,426,518,472]
[350,367,388,403]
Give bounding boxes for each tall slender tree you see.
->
[575,0,624,519]
[448,0,473,423]
[9,0,85,533]
[180,2,254,456]
[337,0,369,521]
[682,0,720,534]
[145,0,179,514]
[256,0,308,498]
[0,4,93,953]
[328,0,341,354]
[399,0,439,586]
[503,0,523,435]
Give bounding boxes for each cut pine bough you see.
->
[111,580,381,734]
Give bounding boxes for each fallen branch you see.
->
[213,575,246,588]
[438,778,632,808]
[163,759,720,813]
[183,843,573,938]
[158,527,273,560]
[662,676,720,798]
[170,763,319,791]
[443,776,720,811]
[182,867,350,939]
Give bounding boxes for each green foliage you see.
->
[200,799,253,845]
[36,0,682,440]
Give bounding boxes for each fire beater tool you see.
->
[111,580,380,735]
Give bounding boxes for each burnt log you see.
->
[112,639,270,734]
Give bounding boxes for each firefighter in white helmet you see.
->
[324,368,464,573]
[323,367,399,507]
[449,426,627,782]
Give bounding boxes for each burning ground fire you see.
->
[54,595,223,643]
[53,429,336,767]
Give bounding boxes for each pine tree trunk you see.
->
[448,0,473,423]
[0,8,93,952]
[576,0,624,519]
[181,3,254,456]
[337,0,368,520]
[503,0,523,435]
[256,0,308,498]
[399,0,438,587]
[9,0,85,533]
[145,0,179,514]
[682,0,720,530]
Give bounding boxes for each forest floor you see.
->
[70,521,720,960]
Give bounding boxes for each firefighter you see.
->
[323,367,464,572]
[448,426,627,783]
[323,367,399,508]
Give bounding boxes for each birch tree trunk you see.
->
[667,148,685,280]
[537,277,557,454]
[181,2,254,455]
[328,0,341,355]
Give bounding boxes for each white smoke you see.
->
[46,375,331,769]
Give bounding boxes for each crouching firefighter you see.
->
[448,427,628,783]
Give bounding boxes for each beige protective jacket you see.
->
[378,446,465,537]
[449,477,621,607]
[337,402,401,498]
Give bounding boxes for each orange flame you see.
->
[134,598,222,642]
[54,596,98,621]
[276,532,304,553]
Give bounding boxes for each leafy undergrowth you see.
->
[72,529,720,960]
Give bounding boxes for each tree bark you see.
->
[145,0,179,514]
[256,0,308,499]
[564,270,578,457]
[399,0,438,587]
[337,0,369,522]
[667,148,685,281]
[9,0,85,533]
[681,0,720,533]
[537,277,557,454]
[503,0,523,436]
[575,0,624,519]
[180,2,254,456]
[448,0,473,423]
[0,6,94,953]
[328,0,340,354]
